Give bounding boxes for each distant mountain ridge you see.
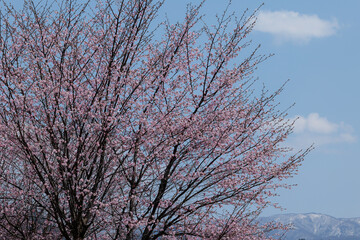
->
[260,213,360,240]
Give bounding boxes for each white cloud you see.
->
[289,113,356,149]
[294,113,338,134]
[254,10,338,43]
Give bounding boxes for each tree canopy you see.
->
[0,0,308,239]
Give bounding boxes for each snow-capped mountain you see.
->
[260,213,360,240]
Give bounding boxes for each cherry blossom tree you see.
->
[0,0,309,239]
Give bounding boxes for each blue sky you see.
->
[162,0,360,218]
[6,0,360,218]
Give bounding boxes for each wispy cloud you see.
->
[254,10,339,43]
[289,113,356,149]
[293,113,338,134]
